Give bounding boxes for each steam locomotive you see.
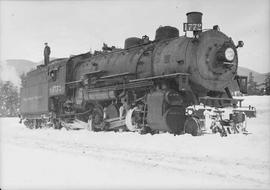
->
[20,12,248,135]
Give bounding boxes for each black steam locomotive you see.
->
[20,12,248,135]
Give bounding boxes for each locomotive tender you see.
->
[20,12,248,135]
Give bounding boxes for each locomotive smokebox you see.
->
[186,12,203,24]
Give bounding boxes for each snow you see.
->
[0,96,270,189]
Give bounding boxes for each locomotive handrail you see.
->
[199,96,244,101]
[65,80,82,85]
[199,96,244,107]
[83,70,106,76]
[99,72,134,79]
[129,72,190,82]
[88,80,154,93]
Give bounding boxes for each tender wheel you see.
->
[184,117,202,136]
[24,119,35,129]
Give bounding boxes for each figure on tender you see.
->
[44,42,51,65]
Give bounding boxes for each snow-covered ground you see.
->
[0,96,270,189]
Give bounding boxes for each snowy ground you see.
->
[0,96,270,189]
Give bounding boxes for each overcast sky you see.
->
[0,0,269,73]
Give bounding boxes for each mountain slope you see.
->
[238,66,269,84]
[5,59,38,76]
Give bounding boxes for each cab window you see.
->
[49,70,57,81]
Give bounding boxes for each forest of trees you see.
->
[247,72,270,95]
[0,81,20,117]
[265,73,270,95]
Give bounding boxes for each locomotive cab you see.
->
[47,59,67,97]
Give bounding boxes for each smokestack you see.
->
[184,12,203,38]
[186,12,203,24]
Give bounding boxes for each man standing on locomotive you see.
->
[44,42,51,65]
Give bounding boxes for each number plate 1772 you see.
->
[183,23,202,31]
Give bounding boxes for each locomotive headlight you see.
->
[225,48,235,61]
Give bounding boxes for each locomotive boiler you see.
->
[20,12,248,135]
